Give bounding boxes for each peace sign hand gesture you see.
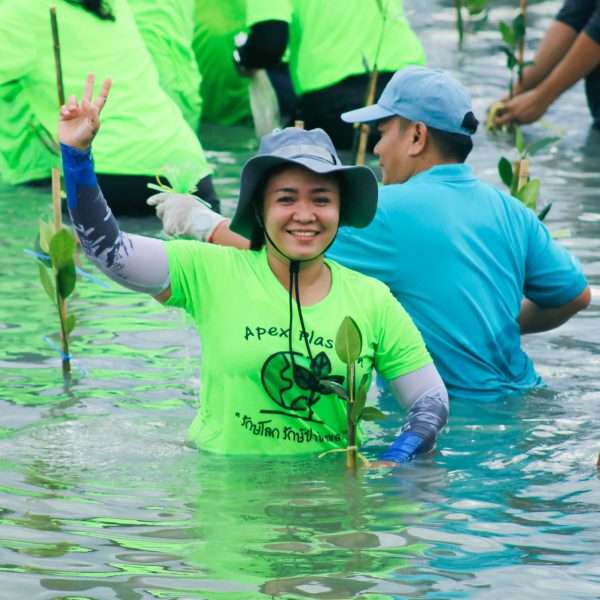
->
[58,73,112,152]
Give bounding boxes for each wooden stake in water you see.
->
[294,120,304,129]
[354,69,379,166]
[516,158,529,193]
[50,7,65,107]
[52,167,71,379]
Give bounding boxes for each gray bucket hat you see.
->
[230,127,378,240]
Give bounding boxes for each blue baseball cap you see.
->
[231,127,378,240]
[341,66,477,136]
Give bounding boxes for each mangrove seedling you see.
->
[498,126,560,221]
[455,0,489,49]
[37,218,77,379]
[498,1,531,99]
[319,316,386,469]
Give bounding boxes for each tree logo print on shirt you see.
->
[260,350,344,423]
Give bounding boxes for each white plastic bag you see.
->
[249,69,281,139]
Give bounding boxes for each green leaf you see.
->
[498,21,514,46]
[360,406,387,421]
[57,260,76,299]
[526,136,560,157]
[515,127,524,155]
[513,13,526,43]
[49,228,76,271]
[537,202,552,222]
[39,220,55,254]
[498,156,514,188]
[319,379,349,401]
[351,384,367,423]
[516,178,541,211]
[499,45,517,69]
[38,263,56,303]
[34,235,52,268]
[65,314,76,335]
[335,316,362,364]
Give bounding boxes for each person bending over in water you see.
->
[58,74,448,465]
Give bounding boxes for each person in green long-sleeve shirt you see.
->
[192,0,252,126]
[0,0,218,214]
[129,0,203,131]
[235,0,425,148]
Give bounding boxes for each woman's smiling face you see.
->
[261,165,341,263]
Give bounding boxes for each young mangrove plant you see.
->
[498,0,530,99]
[498,126,560,221]
[319,316,386,469]
[37,213,77,379]
[455,0,490,49]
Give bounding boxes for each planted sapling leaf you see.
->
[498,157,514,188]
[319,318,385,469]
[335,316,362,364]
[38,263,56,303]
[516,178,541,211]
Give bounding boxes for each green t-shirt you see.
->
[129,0,203,131]
[0,0,210,180]
[193,0,252,125]
[246,0,426,95]
[165,242,431,456]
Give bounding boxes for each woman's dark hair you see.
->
[65,0,115,21]
[247,164,346,252]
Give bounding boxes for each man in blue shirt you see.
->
[328,66,590,399]
[149,66,591,399]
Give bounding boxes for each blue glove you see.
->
[381,432,427,463]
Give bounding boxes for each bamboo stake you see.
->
[354,69,379,166]
[516,158,529,192]
[50,7,65,107]
[352,0,390,165]
[346,362,356,469]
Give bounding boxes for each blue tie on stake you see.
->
[23,249,111,288]
[42,336,88,377]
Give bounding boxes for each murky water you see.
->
[1,1,599,598]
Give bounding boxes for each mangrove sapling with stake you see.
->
[498,126,560,221]
[318,316,386,469]
[498,0,531,100]
[36,212,78,379]
[352,0,391,166]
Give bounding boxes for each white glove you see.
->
[147,192,226,241]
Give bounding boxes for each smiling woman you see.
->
[58,75,449,465]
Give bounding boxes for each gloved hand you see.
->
[147,192,226,242]
[380,432,427,464]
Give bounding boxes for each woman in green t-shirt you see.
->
[58,75,449,464]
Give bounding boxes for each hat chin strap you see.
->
[259,217,338,380]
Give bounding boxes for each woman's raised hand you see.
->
[58,73,111,152]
